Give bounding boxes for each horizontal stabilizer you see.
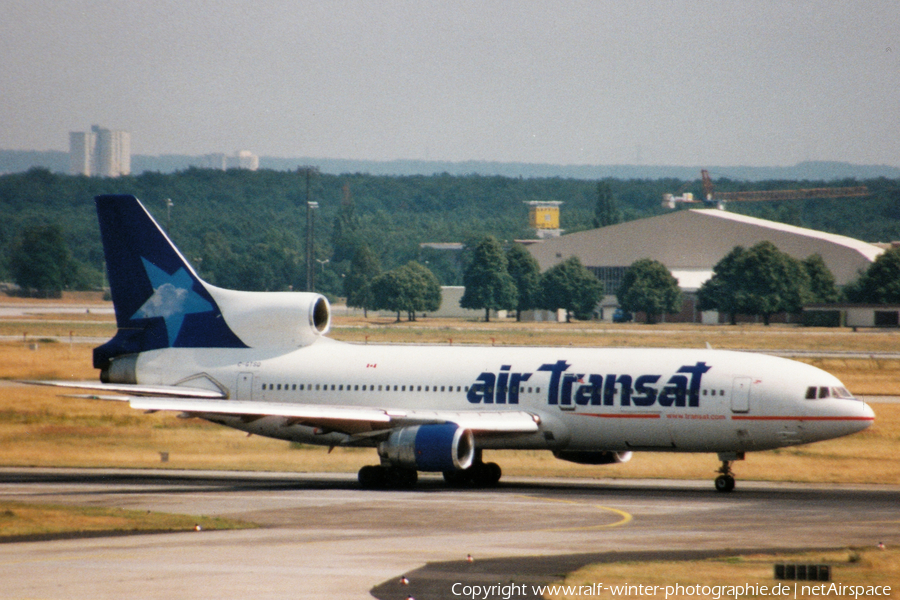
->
[21,380,226,399]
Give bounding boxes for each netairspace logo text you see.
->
[451,581,892,599]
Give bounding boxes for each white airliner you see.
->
[32,195,875,492]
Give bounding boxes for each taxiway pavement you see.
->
[0,469,896,599]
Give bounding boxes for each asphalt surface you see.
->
[0,469,896,599]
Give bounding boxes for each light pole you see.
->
[306,201,319,291]
[299,166,320,292]
[165,198,173,233]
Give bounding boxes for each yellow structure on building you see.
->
[525,201,563,238]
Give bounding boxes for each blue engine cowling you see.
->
[379,423,475,471]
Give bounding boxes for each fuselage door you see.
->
[237,372,254,401]
[731,377,751,413]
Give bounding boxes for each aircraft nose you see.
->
[841,398,876,436]
[861,400,876,426]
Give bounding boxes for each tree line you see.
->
[345,230,900,326]
[343,235,603,322]
[1,167,899,314]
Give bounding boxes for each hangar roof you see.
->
[527,209,883,286]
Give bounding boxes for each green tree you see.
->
[697,246,746,325]
[616,258,682,324]
[404,260,442,319]
[506,244,541,321]
[592,180,621,228]
[9,225,74,297]
[844,247,900,304]
[803,254,840,304]
[537,257,602,322]
[699,242,808,325]
[331,182,363,263]
[736,242,808,324]
[460,236,517,322]
[371,261,441,321]
[344,243,381,317]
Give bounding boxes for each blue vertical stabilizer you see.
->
[93,195,246,369]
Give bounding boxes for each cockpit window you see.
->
[806,385,855,400]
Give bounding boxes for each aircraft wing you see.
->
[22,380,540,436]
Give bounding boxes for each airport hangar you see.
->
[525,208,886,324]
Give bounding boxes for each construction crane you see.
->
[663,170,869,209]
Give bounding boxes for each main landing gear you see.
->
[357,451,503,490]
[358,465,418,489]
[714,452,744,492]
[442,450,501,488]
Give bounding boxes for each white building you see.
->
[526,209,885,323]
[200,151,259,171]
[68,131,94,176]
[69,126,130,177]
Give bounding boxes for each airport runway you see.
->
[0,469,897,599]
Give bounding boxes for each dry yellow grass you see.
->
[545,548,899,599]
[0,500,252,538]
[0,340,97,380]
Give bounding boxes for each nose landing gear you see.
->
[714,452,744,492]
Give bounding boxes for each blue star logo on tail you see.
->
[131,258,213,345]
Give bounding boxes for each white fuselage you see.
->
[130,338,874,455]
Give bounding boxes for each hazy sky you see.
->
[2,0,899,167]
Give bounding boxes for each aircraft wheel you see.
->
[358,465,385,489]
[444,462,502,488]
[470,462,502,487]
[386,466,418,488]
[483,462,502,485]
[443,469,469,486]
[714,474,735,493]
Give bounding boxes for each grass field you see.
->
[0,500,253,540]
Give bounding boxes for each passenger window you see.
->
[441,386,445,392]
[417,385,422,391]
